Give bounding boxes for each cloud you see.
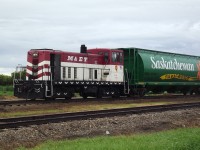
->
[0,0,200,74]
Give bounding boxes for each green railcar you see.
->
[119,48,200,95]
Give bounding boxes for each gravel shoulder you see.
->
[0,107,200,150]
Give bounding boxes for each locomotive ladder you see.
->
[45,67,53,97]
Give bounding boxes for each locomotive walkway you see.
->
[0,102,200,129]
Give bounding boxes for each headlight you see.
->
[33,65,38,69]
[33,53,38,57]
[33,72,37,76]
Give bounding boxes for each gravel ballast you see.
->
[0,108,200,150]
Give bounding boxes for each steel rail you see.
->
[0,102,200,129]
[0,95,199,107]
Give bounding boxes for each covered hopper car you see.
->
[13,46,200,100]
[120,48,200,96]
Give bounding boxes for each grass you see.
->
[0,91,13,96]
[18,128,200,150]
[0,85,13,96]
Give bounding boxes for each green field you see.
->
[19,128,200,150]
[0,85,13,96]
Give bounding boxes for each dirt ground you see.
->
[0,107,200,150]
[0,96,18,100]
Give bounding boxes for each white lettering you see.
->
[84,57,88,62]
[67,56,88,63]
[79,57,83,62]
[74,57,77,61]
[150,57,194,71]
[151,57,156,69]
[67,56,74,61]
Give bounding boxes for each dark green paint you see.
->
[119,48,200,88]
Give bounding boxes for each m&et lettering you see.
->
[67,56,88,62]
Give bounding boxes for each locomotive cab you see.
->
[87,48,124,81]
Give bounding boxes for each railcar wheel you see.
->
[45,97,55,101]
[190,90,194,95]
[183,91,187,96]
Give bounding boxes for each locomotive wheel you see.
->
[83,94,88,99]
[139,90,145,97]
[65,96,72,100]
[65,92,73,100]
[112,89,120,98]
[97,88,102,98]
[45,97,55,101]
[112,94,120,98]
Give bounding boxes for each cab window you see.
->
[99,52,109,62]
[104,52,109,62]
[120,52,123,62]
[112,52,122,63]
[98,52,103,55]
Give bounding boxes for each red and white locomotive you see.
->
[14,45,125,100]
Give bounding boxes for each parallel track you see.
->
[0,95,199,107]
[0,102,199,129]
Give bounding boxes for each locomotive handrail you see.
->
[45,66,54,98]
[124,68,130,94]
[13,65,27,87]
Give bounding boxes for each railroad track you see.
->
[0,95,199,107]
[0,102,199,129]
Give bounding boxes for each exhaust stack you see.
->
[80,44,87,53]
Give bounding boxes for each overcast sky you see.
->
[0,0,200,75]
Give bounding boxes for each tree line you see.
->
[0,71,26,85]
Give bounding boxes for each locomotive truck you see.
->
[14,45,200,100]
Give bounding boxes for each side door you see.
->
[50,53,61,81]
